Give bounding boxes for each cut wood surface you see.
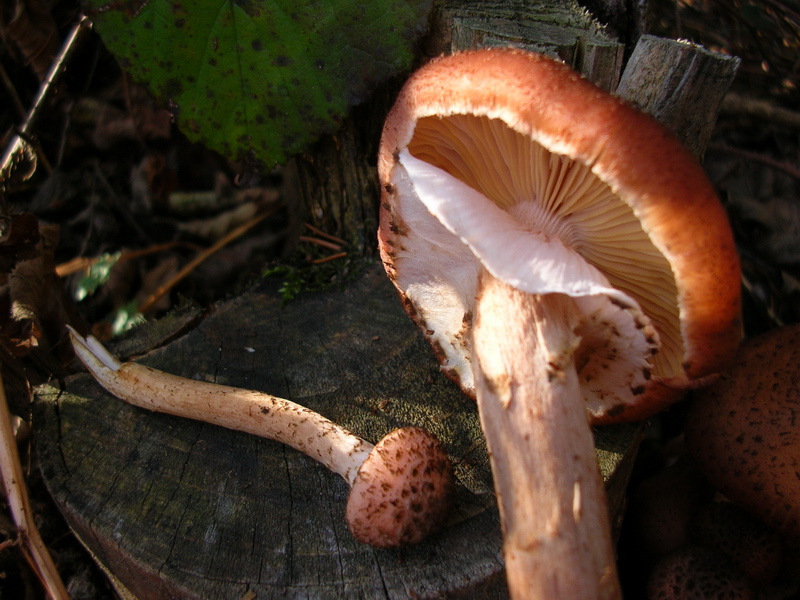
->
[35,265,639,599]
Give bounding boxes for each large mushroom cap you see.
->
[378,48,741,423]
[684,324,800,539]
[345,427,454,547]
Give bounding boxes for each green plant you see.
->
[85,0,432,169]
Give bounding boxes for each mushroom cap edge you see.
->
[378,48,742,423]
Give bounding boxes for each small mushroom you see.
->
[626,439,715,560]
[378,49,741,598]
[647,545,755,600]
[690,500,784,586]
[684,323,800,540]
[67,326,454,548]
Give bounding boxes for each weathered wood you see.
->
[35,265,639,599]
[616,35,740,158]
[429,0,624,90]
[282,94,393,257]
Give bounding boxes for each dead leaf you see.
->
[91,81,172,150]
[0,213,41,274]
[1,0,59,80]
[4,224,81,379]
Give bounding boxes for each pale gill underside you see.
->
[407,114,683,380]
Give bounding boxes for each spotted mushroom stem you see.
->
[472,272,621,600]
[67,326,374,485]
[68,327,455,548]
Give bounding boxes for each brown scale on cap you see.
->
[689,501,785,586]
[647,546,755,600]
[346,426,454,547]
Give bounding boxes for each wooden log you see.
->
[35,266,640,598]
[616,35,740,158]
[428,0,624,90]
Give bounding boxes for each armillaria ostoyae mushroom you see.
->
[378,49,741,598]
[67,326,454,548]
[685,324,800,540]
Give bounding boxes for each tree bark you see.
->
[616,35,740,158]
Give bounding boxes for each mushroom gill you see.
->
[407,114,683,382]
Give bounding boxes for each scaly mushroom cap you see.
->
[378,48,741,423]
[345,427,454,547]
[685,324,800,539]
[690,501,784,585]
[647,546,755,600]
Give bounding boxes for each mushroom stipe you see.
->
[67,326,454,548]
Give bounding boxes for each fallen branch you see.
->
[0,16,93,189]
[722,92,800,130]
[0,373,68,599]
[137,206,280,314]
[709,143,800,181]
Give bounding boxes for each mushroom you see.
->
[377,49,741,598]
[647,545,755,600]
[626,437,715,561]
[689,500,785,586]
[67,326,454,548]
[684,323,800,540]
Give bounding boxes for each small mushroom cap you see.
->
[628,450,715,559]
[685,324,800,538]
[647,546,755,600]
[345,426,454,547]
[378,48,741,423]
[690,501,784,585]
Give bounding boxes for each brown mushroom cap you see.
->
[627,448,715,560]
[378,48,741,423]
[690,501,784,585]
[345,427,454,547]
[684,324,800,539]
[647,546,755,600]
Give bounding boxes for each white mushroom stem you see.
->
[472,273,620,600]
[67,326,372,484]
[66,326,454,547]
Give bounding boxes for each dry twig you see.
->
[137,207,280,314]
[0,373,68,599]
[0,16,92,189]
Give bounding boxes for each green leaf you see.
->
[86,0,431,167]
[73,252,121,301]
[110,300,146,336]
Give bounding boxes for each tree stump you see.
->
[35,266,639,598]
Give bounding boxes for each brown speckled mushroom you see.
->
[378,48,741,598]
[647,546,755,600]
[685,324,800,540]
[67,326,453,548]
[690,500,785,586]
